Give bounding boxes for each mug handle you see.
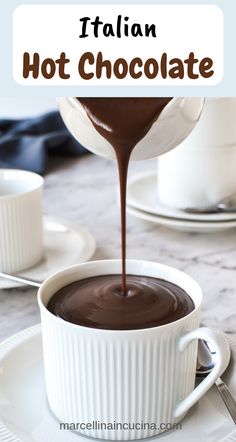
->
[174,327,230,418]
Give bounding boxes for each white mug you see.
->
[158,98,236,209]
[58,97,204,161]
[0,169,44,273]
[38,259,229,440]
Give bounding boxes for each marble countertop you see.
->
[0,154,236,341]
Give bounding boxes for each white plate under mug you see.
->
[0,217,96,290]
[0,325,235,442]
[127,205,236,233]
[127,173,236,223]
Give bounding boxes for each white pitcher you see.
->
[59,97,204,161]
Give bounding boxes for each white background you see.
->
[0,97,56,118]
[13,4,224,86]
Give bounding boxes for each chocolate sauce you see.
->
[48,98,195,330]
[78,98,172,294]
[48,275,194,330]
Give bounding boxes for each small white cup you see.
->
[0,169,44,273]
[38,259,229,440]
[158,98,236,209]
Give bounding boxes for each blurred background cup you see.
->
[157,98,236,209]
[0,169,44,273]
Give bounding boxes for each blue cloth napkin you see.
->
[0,111,89,174]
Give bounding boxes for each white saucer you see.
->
[127,205,236,233]
[0,217,96,290]
[0,325,235,442]
[127,173,236,223]
[127,174,236,233]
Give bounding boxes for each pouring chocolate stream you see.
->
[78,98,172,294]
[48,97,195,330]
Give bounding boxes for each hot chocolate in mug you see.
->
[38,259,229,440]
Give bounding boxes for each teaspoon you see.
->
[197,338,236,423]
[184,193,236,214]
[0,272,41,288]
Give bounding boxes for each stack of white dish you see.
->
[127,172,236,233]
[127,99,236,233]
